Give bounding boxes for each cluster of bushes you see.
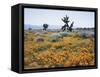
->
[34,31,94,43]
[35,36,44,42]
[49,32,68,42]
[34,31,69,43]
[79,32,94,38]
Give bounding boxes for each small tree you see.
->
[43,24,49,31]
[28,27,32,31]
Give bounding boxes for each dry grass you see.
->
[24,31,95,69]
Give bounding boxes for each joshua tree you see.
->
[61,15,74,32]
[28,27,32,31]
[61,15,70,31]
[43,24,49,31]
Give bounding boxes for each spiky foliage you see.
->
[61,15,70,24]
[69,21,74,32]
[61,15,74,32]
[61,15,69,31]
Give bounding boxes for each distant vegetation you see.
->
[28,27,32,31]
[43,24,49,31]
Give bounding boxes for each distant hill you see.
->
[24,24,42,30]
[24,24,94,30]
[24,24,63,30]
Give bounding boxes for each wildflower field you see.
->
[24,30,95,69]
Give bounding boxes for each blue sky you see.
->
[24,8,95,29]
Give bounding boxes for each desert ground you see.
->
[24,29,95,69]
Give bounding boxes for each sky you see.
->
[24,8,95,29]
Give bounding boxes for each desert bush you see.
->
[49,33,62,42]
[50,38,59,42]
[49,33,62,39]
[79,31,94,38]
[59,32,68,37]
[36,47,46,52]
[35,36,44,42]
[79,32,90,38]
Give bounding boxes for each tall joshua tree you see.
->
[43,24,49,31]
[61,15,70,31]
[61,15,74,32]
